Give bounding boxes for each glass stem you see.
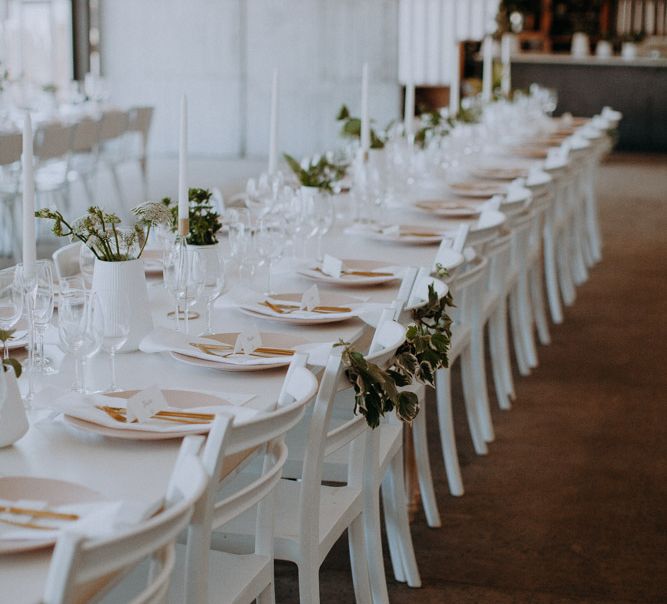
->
[317,235,323,262]
[74,357,84,393]
[38,327,45,370]
[267,260,273,295]
[207,300,214,334]
[175,301,180,331]
[3,342,7,360]
[110,350,117,391]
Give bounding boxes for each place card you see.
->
[321,254,343,278]
[300,285,320,311]
[234,324,262,354]
[126,386,168,423]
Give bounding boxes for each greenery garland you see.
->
[336,105,386,149]
[163,188,222,246]
[283,153,348,193]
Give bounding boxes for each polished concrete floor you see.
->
[274,154,667,603]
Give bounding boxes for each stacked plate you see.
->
[239,292,362,324]
[298,259,400,287]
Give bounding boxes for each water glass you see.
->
[31,261,56,375]
[98,291,130,391]
[163,244,205,334]
[195,247,225,335]
[58,290,104,393]
[0,267,23,359]
[255,216,286,295]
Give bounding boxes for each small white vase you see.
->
[621,42,637,59]
[596,40,613,58]
[571,32,590,57]
[92,258,153,352]
[0,366,29,448]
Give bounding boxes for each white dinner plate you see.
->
[63,389,241,440]
[170,332,310,372]
[468,165,528,181]
[0,477,106,554]
[239,292,362,325]
[298,259,400,287]
[358,224,446,245]
[413,200,481,218]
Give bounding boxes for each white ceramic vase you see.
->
[0,366,29,448]
[621,42,638,59]
[91,258,153,352]
[571,32,590,57]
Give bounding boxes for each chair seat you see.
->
[212,477,363,565]
[169,544,272,604]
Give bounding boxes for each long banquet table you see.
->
[0,199,503,602]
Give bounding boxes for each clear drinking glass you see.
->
[310,194,335,261]
[58,290,104,393]
[195,247,225,335]
[0,267,23,360]
[98,291,130,391]
[31,261,56,375]
[255,215,286,295]
[78,244,96,288]
[163,244,205,334]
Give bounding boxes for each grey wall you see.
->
[101,0,400,159]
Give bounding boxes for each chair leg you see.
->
[348,515,373,604]
[435,367,465,495]
[530,262,551,346]
[460,350,489,455]
[543,221,563,324]
[297,556,322,604]
[385,452,421,588]
[109,164,128,215]
[380,475,406,583]
[488,305,512,410]
[509,286,530,376]
[411,397,442,526]
[517,271,538,369]
[469,326,495,442]
[556,227,576,307]
[363,484,390,604]
[257,583,276,604]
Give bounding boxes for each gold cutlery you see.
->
[260,301,352,314]
[191,342,294,357]
[400,231,442,238]
[0,506,79,521]
[96,406,214,424]
[313,267,394,278]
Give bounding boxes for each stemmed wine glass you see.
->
[163,245,205,334]
[310,195,335,261]
[98,291,130,391]
[255,215,286,295]
[0,267,23,360]
[58,289,104,394]
[226,208,254,283]
[31,261,56,375]
[195,247,225,335]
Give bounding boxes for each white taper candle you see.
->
[403,0,415,137]
[178,94,188,236]
[360,62,370,155]
[482,35,493,103]
[449,0,460,116]
[22,112,35,278]
[501,33,512,98]
[268,68,279,175]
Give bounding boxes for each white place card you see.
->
[300,285,321,311]
[321,254,343,278]
[126,386,168,423]
[234,324,262,354]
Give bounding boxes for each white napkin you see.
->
[300,285,321,311]
[0,496,160,542]
[527,165,552,186]
[32,387,258,432]
[506,180,531,203]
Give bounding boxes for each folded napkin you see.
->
[506,180,531,203]
[32,386,258,432]
[0,496,159,542]
[526,166,552,186]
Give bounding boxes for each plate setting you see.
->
[413,199,481,218]
[298,258,400,287]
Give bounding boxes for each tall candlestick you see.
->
[482,35,493,103]
[22,112,35,278]
[501,33,512,99]
[449,1,460,116]
[360,62,370,156]
[268,68,279,175]
[403,0,415,137]
[178,94,188,236]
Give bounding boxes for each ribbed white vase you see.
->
[0,366,29,448]
[92,258,153,352]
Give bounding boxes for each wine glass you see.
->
[255,215,286,295]
[0,267,23,360]
[97,291,130,391]
[163,245,205,334]
[79,244,96,288]
[31,261,56,375]
[309,194,335,261]
[195,247,225,335]
[58,290,104,393]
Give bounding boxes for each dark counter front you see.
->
[512,59,667,152]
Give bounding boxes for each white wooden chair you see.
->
[69,117,101,207]
[99,109,130,211]
[126,106,155,201]
[34,121,75,215]
[0,131,22,260]
[213,340,386,604]
[42,435,208,604]
[169,356,320,604]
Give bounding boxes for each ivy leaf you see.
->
[3,358,22,379]
[336,104,350,120]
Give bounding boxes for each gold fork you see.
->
[192,342,294,357]
[97,406,213,425]
[260,301,352,314]
[0,518,52,531]
[0,505,79,521]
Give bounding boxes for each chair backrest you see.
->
[99,109,129,142]
[181,360,319,603]
[0,132,22,166]
[482,229,513,295]
[433,239,466,275]
[71,117,100,153]
[449,256,489,329]
[52,242,83,283]
[467,209,506,250]
[34,122,73,161]
[508,210,532,268]
[127,106,154,137]
[43,436,207,604]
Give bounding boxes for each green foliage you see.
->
[283,153,348,193]
[163,188,222,246]
[336,104,385,149]
[414,109,452,149]
[0,329,22,378]
[339,341,419,429]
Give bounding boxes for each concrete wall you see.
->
[101,0,400,159]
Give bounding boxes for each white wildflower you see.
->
[132,201,173,226]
